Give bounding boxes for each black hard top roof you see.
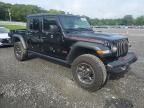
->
[27,13,81,18]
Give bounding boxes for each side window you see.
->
[33,18,40,31]
[29,19,33,30]
[43,18,60,32]
[28,18,41,31]
[43,18,51,31]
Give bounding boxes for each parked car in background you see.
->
[0,27,12,46]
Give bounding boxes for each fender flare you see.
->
[66,42,110,64]
[13,34,27,49]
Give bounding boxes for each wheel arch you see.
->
[67,42,107,64]
[13,34,27,50]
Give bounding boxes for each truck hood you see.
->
[0,33,10,39]
[66,31,127,42]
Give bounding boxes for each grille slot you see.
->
[114,39,128,57]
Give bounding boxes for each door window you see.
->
[28,17,41,31]
[43,18,60,32]
[33,19,40,31]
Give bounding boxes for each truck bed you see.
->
[8,29,27,44]
[9,29,27,37]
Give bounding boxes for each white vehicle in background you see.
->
[0,27,12,46]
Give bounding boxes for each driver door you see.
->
[41,16,64,59]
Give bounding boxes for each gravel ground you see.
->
[0,28,144,108]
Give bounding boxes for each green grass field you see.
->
[0,24,26,30]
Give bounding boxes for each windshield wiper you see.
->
[65,28,92,33]
[65,28,79,33]
[77,28,92,31]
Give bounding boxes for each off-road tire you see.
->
[72,54,107,91]
[14,42,28,61]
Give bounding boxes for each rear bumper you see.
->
[106,52,137,73]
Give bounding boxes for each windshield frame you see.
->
[58,15,92,32]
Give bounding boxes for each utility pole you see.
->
[8,8,12,21]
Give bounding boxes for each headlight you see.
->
[111,46,117,52]
[104,41,117,53]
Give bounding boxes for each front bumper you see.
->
[0,38,12,46]
[107,52,137,73]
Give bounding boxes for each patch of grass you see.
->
[0,25,26,30]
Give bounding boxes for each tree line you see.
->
[87,15,144,26]
[0,1,144,26]
[0,2,65,21]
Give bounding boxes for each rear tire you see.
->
[14,42,28,61]
[72,54,107,91]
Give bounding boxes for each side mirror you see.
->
[49,25,59,32]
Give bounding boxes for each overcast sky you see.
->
[0,0,144,18]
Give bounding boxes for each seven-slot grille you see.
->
[113,39,128,57]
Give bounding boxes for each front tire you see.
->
[72,54,107,91]
[14,42,28,61]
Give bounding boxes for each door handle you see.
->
[41,37,47,39]
[27,32,32,35]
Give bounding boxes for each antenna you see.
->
[8,8,12,21]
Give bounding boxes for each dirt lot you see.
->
[0,28,144,108]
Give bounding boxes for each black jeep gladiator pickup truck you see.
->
[9,14,137,91]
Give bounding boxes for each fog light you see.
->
[128,43,132,47]
[121,66,127,71]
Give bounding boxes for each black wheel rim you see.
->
[76,63,95,85]
[15,45,22,57]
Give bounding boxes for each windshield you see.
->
[0,27,9,33]
[59,16,91,31]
